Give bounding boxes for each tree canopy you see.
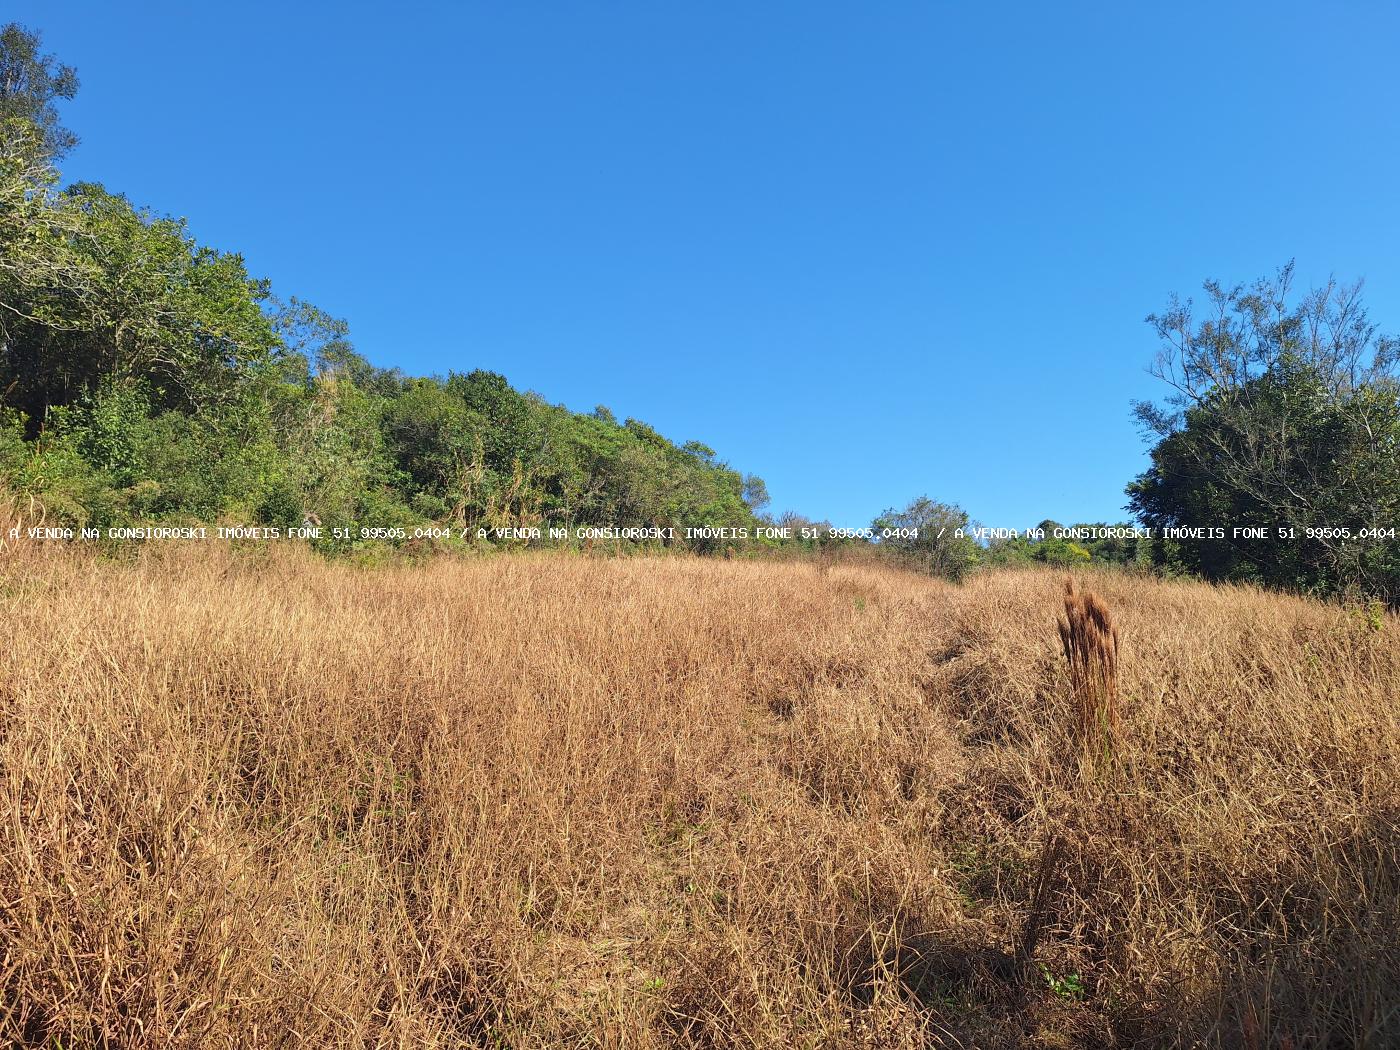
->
[0,24,772,549]
[0,23,79,161]
[1129,264,1400,601]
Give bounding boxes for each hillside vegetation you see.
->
[2,552,1395,1047]
[2,20,768,548]
[8,22,1400,600]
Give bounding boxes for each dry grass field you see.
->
[1,549,1397,1048]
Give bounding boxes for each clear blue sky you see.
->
[12,2,1400,528]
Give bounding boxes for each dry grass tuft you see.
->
[0,549,1396,1047]
[1056,576,1121,754]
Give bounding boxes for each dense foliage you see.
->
[1128,264,1400,603]
[3,23,1397,598]
[0,25,766,550]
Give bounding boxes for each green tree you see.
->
[1130,263,1400,601]
[0,124,96,389]
[382,380,482,507]
[2,182,279,424]
[742,474,770,514]
[0,23,79,161]
[872,496,979,580]
[1033,537,1091,567]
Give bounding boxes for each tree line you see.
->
[0,24,768,554]
[2,23,1397,600]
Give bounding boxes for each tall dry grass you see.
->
[0,548,1396,1047]
[1056,576,1121,752]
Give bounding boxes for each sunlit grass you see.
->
[1,547,1395,1046]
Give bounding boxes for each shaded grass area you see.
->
[1,549,1396,1046]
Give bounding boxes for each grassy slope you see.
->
[1,551,1396,1047]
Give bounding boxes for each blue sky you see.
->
[12,2,1400,528]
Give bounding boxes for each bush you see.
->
[255,477,303,528]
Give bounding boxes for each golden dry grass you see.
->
[1056,576,1122,753]
[1,549,1397,1047]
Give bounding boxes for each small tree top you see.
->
[1,22,80,161]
